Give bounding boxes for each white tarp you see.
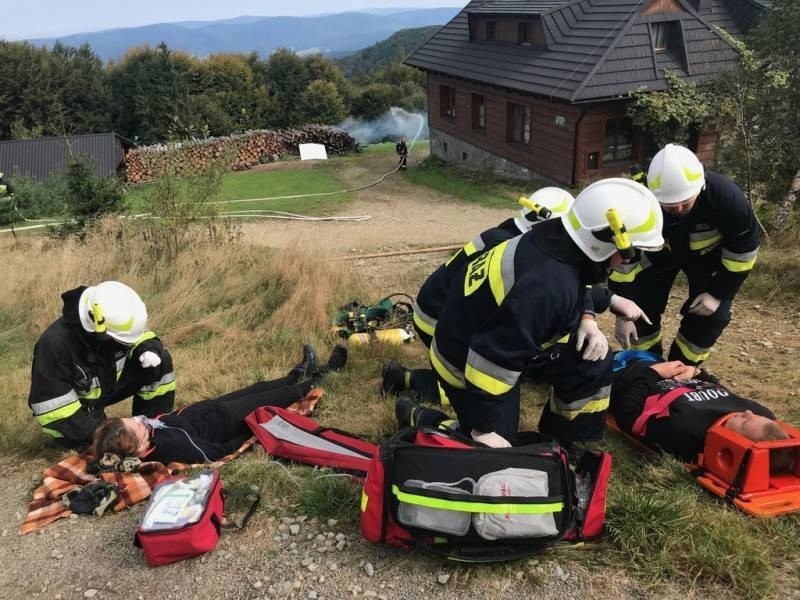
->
[299,143,328,161]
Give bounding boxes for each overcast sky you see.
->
[5,1,466,40]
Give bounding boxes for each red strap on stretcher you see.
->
[631,386,693,437]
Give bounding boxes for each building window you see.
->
[586,152,599,171]
[471,94,486,131]
[652,22,679,52]
[518,22,531,44]
[486,20,496,41]
[508,102,532,145]
[440,85,456,119]
[603,118,633,162]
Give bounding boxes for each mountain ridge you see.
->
[28,8,459,61]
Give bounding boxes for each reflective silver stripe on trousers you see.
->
[675,332,711,355]
[721,247,759,262]
[553,385,612,411]
[466,349,521,387]
[116,357,127,373]
[30,389,79,416]
[139,371,176,393]
[412,302,438,330]
[430,338,466,387]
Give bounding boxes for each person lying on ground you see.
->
[393,351,795,474]
[92,344,348,465]
[609,352,795,473]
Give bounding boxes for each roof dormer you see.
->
[467,1,549,49]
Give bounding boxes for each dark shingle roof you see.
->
[0,133,130,181]
[405,0,765,102]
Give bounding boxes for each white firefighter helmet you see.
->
[78,281,148,344]
[646,143,705,205]
[562,178,664,262]
[517,187,574,232]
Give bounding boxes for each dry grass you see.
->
[0,219,356,455]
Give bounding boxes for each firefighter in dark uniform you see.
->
[428,178,665,447]
[395,137,408,170]
[611,144,760,365]
[384,188,651,403]
[412,188,575,349]
[0,170,13,197]
[28,281,176,446]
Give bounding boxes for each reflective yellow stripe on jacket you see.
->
[721,247,758,273]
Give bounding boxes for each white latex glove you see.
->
[688,292,721,317]
[615,318,638,349]
[139,351,162,368]
[471,429,512,448]
[609,294,652,324]
[575,318,609,361]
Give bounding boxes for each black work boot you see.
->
[381,360,410,396]
[324,344,349,372]
[311,344,349,382]
[395,394,422,429]
[287,344,319,383]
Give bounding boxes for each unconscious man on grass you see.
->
[395,351,795,474]
[608,351,795,473]
[92,344,347,465]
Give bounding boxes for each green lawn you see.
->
[127,166,354,216]
[404,156,555,209]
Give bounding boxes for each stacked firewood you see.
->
[125,125,358,183]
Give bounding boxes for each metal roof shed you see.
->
[0,133,133,181]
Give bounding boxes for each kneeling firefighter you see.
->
[412,187,574,348]
[28,281,176,446]
[428,179,664,446]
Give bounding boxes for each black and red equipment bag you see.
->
[246,406,377,478]
[360,427,611,562]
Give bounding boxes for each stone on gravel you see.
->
[308,592,318,600]
[281,517,296,525]
[336,540,346,551]
[364,562,375,577]
[253,581,263,589]
[83,590,98,598]
[437,573,451,585]
[335,533,346,541]
[327,519,338,527]
[289,524,301,535]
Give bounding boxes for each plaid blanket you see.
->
[20,438,255,535]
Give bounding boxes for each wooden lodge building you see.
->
[405,0,766,186]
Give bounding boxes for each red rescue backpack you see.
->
[361,427,611,562]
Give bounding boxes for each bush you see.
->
[137,163,240,259]
[49,158,125,239]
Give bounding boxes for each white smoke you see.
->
[338,107,428,146]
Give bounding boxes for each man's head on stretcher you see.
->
[611,355,797,474]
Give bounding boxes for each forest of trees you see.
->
[0,39,427,145]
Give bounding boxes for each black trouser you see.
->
[178,376,316,444]
[526,343,613,443]
[631,265,732,365]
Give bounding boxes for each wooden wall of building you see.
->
[426,74,718,185]
[427,73,581,184]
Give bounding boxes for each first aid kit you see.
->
[361,427,611,562]
[135,470,223,566]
